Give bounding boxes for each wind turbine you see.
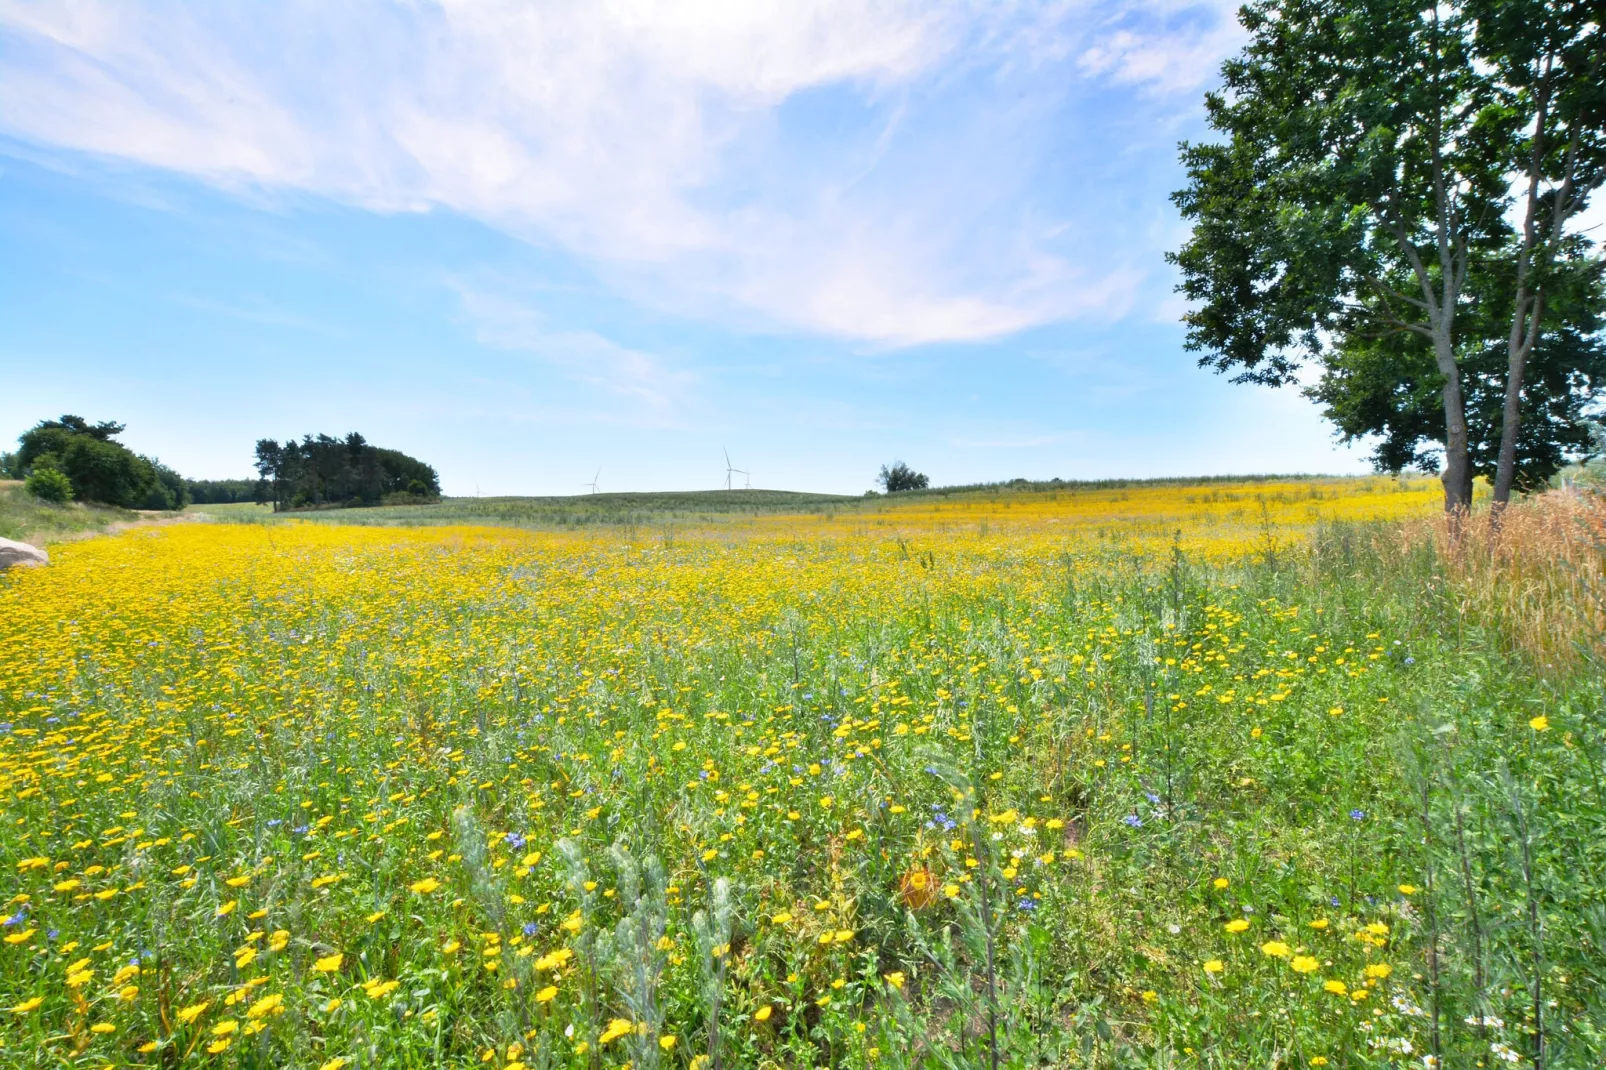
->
[723,449,749,491]
[584,469,601,495]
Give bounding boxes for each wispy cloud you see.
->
[0,0,1242,345]
[451,280,695,421]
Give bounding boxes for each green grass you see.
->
[0,481,143,545]
[190,489,862,530]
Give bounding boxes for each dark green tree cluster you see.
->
[184,478,264,505]
[11,416,189,509]
[254,433,440,511]
[1170,0,1606,511]
[877,460,930,492]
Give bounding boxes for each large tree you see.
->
[1170,0,1604,512]
[1309,248,1606,482]
[15,415,188,509]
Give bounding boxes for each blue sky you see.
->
[0,1,1372,496]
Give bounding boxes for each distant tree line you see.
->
[184,479,262,504]
[3,416,442,514]
[3,416,188,508]
[254,433,440,511]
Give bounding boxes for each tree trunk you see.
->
[1492,290,1539,512]
[1435,330,1473,515]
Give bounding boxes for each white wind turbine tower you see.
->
[584,468,601,495]
[723,448,749,491]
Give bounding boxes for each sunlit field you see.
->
[3,479,1602,1069]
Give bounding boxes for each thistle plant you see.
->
[608,842,668,1070]
[691,876,734,1070]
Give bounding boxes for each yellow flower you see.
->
[1398,884,1417,895]
[246,993,284,1019]
[363,979,399,999]
[1224,919,1249,933]
[216,900,238,918]
[313,953,343,973]
[754,1005,773,1022]
[1260,941,1291,958]
[535,985,558,1003]
[1211,877,1229,890]
[212,1019,239,1036]
[90,1022,116,1034]
[660,1035,677,1051]
[1290,955,1319,973]
[319,1059,348,1070]
[177,1000,210,1024]
[1202,959,1224,974]
[1308,918,1329,929]
[884,971,905,989]
[598,1017,634,1045]
[1529,715,1549,732]
[10,997,43,1013]
[1323,980,1348,995]
[208,1039,233,1055]
[409,877,441,894]
[4,929,36,944]
[1365,963,1393,979]
[770,912,793,925]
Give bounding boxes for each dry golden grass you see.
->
[1411,490,1606,673]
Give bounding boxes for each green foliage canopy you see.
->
[877,461,930,493]
[14,415,188,509]
[254,433,440,511]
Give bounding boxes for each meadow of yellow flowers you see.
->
[2,478,1598,1068]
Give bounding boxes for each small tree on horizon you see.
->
[877,461,930,493]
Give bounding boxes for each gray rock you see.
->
[0,538,48,569]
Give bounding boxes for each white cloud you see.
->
[0,0,1242,345]
[1077,18,1243,95]
[451,281,695,419]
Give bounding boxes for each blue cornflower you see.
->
[522,922,540,937]
[1123,814,1144,828]
[1349,809,1366,821]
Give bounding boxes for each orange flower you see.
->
[900,866,937,910]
